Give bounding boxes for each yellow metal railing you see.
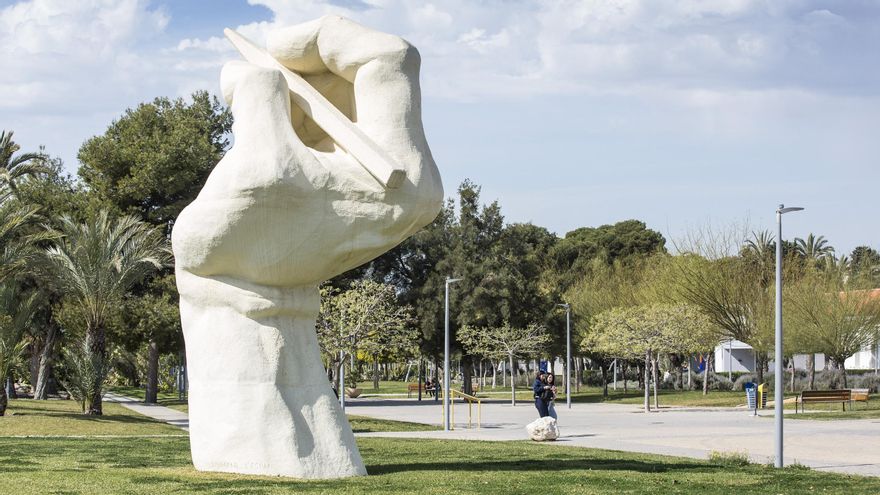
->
[440,389,482,430]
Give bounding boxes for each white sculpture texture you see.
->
[171,16,443,479]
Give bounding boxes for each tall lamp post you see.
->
[444,276,461,431]
[775,204,803,468]
[557,303,572,409]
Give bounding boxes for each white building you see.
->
[714,340,879,373]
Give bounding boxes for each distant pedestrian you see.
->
[533,371,550,417]
[544,374,558,420]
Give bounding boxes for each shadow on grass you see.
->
[368,457,715,476]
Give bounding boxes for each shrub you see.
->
[852,374,880,393]
[701,372,734,391]
[732,374,757,391]
[58,338,111,414]
[709,450,750,466]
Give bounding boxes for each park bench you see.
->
[851,388,870,407]
[796,389,851,413]
[407,383,425,398]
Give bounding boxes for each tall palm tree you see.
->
[42,211,170,415]
[795,233,834,262]
[0,200,52,283]
[0,130,47,195]
[742,230,775,259]
[741,230,776,286]
[0,284,39,416]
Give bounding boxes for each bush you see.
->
[699,372,734,391]
[58,338,111,414]
[732,374,757,391]
[852,374,880,393]
[709,450,750,466]
[813,369,845,390]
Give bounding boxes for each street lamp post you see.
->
[444,277,461,431]
[775,204,803,468]
[557,303,572,409]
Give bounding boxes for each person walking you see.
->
[544,373,558,420]
[533,371,550,417]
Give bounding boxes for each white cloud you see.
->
[2,0,879,179]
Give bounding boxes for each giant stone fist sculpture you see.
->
[171,16,442,479]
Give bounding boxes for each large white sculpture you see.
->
[171,15,443,479]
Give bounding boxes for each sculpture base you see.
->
[179,280,365,479]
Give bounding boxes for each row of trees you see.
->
[2,87,879,417]
[0,91,230,415]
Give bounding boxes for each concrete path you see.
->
[104,392,190,431]
[345,398,880,477]
[102,393,880,478]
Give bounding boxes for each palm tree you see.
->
[42,211,170,415]
[795,234,834,262]
[0,284,39,416]
[0,200,52,282]
[0,130,47,195]
[741,230,776,287]
[742,230,775,259]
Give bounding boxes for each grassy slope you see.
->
[1,436,878,494]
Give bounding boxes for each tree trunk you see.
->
[0,383,6,416]
[637,362,644,390]
[85,322,106,415]
[840,360,848,388]
[508,353,516,406]
[652,358,660,409]
[462,358,473,396]
[687,356,692,390]
[5,374,16,399]
[623,361,628,393]
[643,350,651,412]
[29,339,41,394]
[145,339,159,404]
[575,357,582,393]
[755,353,764,385]
[702,352,712,396]
[373,357,380,390]
[789,359,795,393]
[491,359,496,389]
[600,363,608,398]
[807,354,815,390]
[34,324,58,400]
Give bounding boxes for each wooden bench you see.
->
[851,388,870,406]
[796,389,851,413]
[407,383,425,398]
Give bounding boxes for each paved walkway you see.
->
[346,398,880,477]
[104,392,190,431]
[103,393,880,477]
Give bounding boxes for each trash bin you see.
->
[745,382,757,411]
[757,383,768,409]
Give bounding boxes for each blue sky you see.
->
[1,0,878,256]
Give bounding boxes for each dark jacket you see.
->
[533,378,546,399]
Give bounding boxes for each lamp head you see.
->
[777,204,804,215]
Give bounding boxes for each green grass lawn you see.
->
[347,415,437,433]
[1,436,877,494]
[788,399,880,420]
[3,396,878,493]
[0,399,183,436]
